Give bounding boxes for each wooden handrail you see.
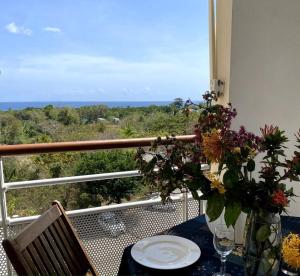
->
[0,135,195,156]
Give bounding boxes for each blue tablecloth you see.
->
[118,215,300,276]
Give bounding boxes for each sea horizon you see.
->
[0,101,176,111]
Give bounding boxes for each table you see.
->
[118,215,300,276]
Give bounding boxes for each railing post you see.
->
[0,158,12,276]
[182,188,188,222]
[199,200,205,216]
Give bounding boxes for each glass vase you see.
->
[281,261,300,275]
[243,211,282,276]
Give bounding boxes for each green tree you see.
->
[121,124,137,137]
[15,108,46,122]
[172,98,184,109]
[78,105,108,123]
[75,150,139,208]
[143,112,196,136]
[169,98,184,115]
[43,105,59,120]
[0,114,24,144]
[57,108,80,125]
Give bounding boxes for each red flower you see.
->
[272,190,288,207]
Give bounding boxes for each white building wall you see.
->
[224,0,300,216]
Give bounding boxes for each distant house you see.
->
[112,117,120,123]
[189,108,199,113]
[97,117,106,122]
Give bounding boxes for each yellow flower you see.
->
[282,233,300,269]
[248,148,257,159]
[204,172,226,194]
[202,130,223,163]
[204,171,216,182]
[232,147,241,154]
[211,179,226,194]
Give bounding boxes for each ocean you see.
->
[0,101,173,111]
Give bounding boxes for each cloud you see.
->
[15,53,207,87]
[0,53,209,101]
[43,27,62,33]
[17,53,196,75]
[5,22,32,36]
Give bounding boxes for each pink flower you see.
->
[260,124,279,137]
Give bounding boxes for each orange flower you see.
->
[282,233,300,269]
[272,190,288,207]
[202,130,223,163]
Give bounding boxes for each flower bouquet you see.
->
[136,91,300,275]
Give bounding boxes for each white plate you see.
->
[131,235,201,270]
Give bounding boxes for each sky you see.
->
[0,0,209,102]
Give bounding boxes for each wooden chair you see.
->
[2,201,98,276]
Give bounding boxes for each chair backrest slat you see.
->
[27,243,48,275]
[33,238,57,274]
[51,221,83,273]
[22,249,40,275]
[39,233,64,275]
[43,228,72,275]
[57,216,88,267]
[48,223,78,274]
[2,201,98,276]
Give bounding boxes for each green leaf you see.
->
[247,159,255,172]
[256,224,271,242]
[162,164,173,178]
[186,180,200,191]
[206,192,225,222]
[143,157,156,173]
[223,170,239,189]
[224,201,242,227]
[199,194,209,200]
[191,190,200,200]
[260,258,272,273]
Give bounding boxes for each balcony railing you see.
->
[0,135,204,275]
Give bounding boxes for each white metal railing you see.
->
[2,165,206,226]
[0,136,205,275]
[0,158,205,275]
[5,195,197,275]
[5,170,141,190]
[7,192,186,225]
[0,159,11,275]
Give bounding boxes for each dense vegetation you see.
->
[0,99,198,216]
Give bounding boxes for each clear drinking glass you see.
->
[213,224,235,276]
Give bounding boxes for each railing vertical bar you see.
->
[0,158,12,276]
[182,188,188,221]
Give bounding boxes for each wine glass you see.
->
[213,224,235,276]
